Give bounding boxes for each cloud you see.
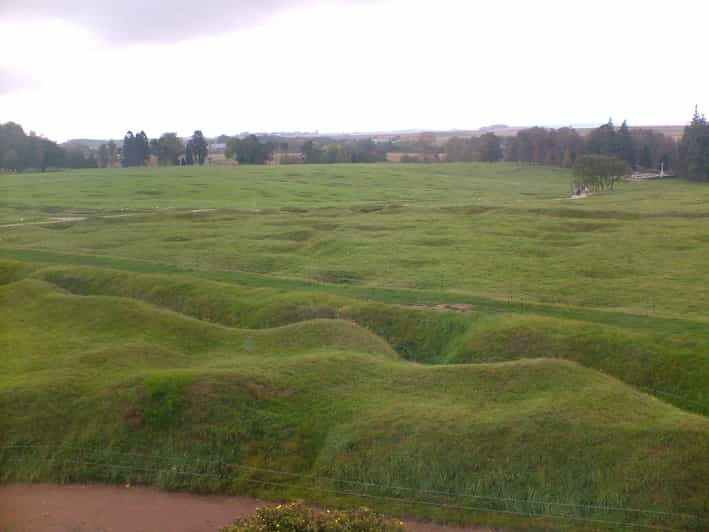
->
[0,0,332,43]
[0,66,38,95]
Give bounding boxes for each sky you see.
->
[0,0,707,141]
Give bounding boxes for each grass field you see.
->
[1,163,708,530]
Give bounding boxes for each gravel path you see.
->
[0,484,493,532]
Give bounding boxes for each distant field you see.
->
[1,163,708,530]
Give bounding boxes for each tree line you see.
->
[0,122,81,171]
[2,107,707,180]
[444,120,678,171]
[0,124,210,172]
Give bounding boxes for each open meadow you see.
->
[1,163,709,530]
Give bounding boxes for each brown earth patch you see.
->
[0,484,492,532]
[412,303,475,313]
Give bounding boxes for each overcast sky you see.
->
[0,0,707,141]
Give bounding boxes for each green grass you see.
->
[1,163,709,530]
[2,164,709,318]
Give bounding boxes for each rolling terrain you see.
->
[1,163,708,530]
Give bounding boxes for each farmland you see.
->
[1,163,709,530]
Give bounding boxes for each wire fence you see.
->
[1,442,701,531]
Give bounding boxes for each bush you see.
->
[222,502,406,531]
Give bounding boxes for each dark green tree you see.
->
[121,131,149,166]
[586,119,617,157]
[573,155,629,191]
[97,144,110,168]
[478,132,503,162]
[157,133,185,165]
[226,135,273,164]
[185,140,195,165]
[121,131,136,166]
[107,140,118,167]
[149,138,160,157]
[136,131,150,164]
[351,138,386,162]
[2,148,20,171]
[191,130,208,165]
[617,120,636,168]
[678,106,708,181]
[301,140,321,164]
[445,136,478,162]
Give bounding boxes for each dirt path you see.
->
[0,216,87,228]
[0,484,491,532]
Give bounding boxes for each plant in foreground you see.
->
[221,502,406,531]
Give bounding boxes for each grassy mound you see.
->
[24,263,709,415]
[33,265,470,364]
[447,315,709,414]
[1,276,708,530]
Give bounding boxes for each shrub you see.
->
[221,502,406,531]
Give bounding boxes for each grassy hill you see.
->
[2,163,709,529]
[2,277,708,530]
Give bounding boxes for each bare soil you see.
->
[412,303,475,313]
[0,484,492,532]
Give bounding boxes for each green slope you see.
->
[2,164,709,530]
[1,276,708,530]
[13,262,708,416]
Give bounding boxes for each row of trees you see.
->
[3,108,707,177]
[500,121,677,171]
[112,130,208,167]
[221,136,389,165]
[442,133,504,163]
[300,138,387,164]
[0,122,67,171]
[0,124,213,172]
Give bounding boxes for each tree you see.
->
[416,133,437,161]
[121,131,136,166]
[322,143,352,163]
[226,135,273,164]
[0,122,27,171]
[97,144,110,168]
[107,140,118,167]
[617,120,636,169]
[678,106,709,181]
[149,138,160,158]
[2,148,20,171]
[632,128,677,171]
[135,131,150,164]
[191,130,208,165]
[351,138,386,163]
[38,138,65,171]
[157,133,185,165]
[514,127,549,164]
[478,132,503,162]
[586,119,620,158]
[444,136,477,162]
[184,140,195,165]
[66,147,98,169]
[301,140,321,164]
[573,155,629,192]
[121,130,150,166]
